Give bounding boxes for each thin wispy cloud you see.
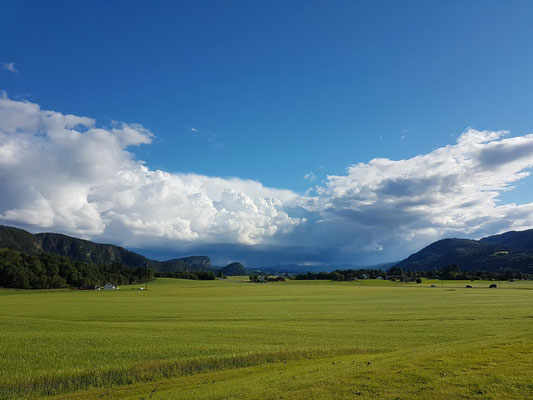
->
[188,126,211,134]
[2,62,18,74]
[362,241,384,252]
[304,172,316,182]
[188,126,222,149]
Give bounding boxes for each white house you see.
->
[103,283,118,290]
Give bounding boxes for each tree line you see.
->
[294,269,386,281]
[294,265,531,281]
[0,246,219,290]
[0,248,154,289]
[155,270,216,280]
[407,264,531,281]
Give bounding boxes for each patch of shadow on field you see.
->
[0,346,384,400]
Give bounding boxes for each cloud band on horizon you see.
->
[1,93,533,265]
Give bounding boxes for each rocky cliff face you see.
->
[0,225,211,272]
[159,256,212,272]
[37,232,154,268]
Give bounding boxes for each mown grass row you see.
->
[45,336,533,400]
[0,347,376,399]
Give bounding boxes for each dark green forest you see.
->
[394,234,533,273]
[0,249,154,289]
[0,226,240,289]
[155,270,216,280]
[218,262,246,276]
[0,225,211,272]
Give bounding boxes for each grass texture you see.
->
[1,278,532,399]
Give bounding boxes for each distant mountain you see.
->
[217,262,247,276]
[158,256,211,272]
[256,264,320,274]
[255,261,399,275]
[0,225,211,272]
[358,261,399,270]
[395,229,533,273]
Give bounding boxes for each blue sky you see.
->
[2,1,533,267]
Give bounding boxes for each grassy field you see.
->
[1,278,532,399]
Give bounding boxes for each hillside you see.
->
[0,225,211,272]
[395,230,533,273]
[0,248,154,289]
[218,262,246,276]
[479,229,533,253]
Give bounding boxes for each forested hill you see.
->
[0,225,211,272]
[219,262,246,276]
[479,229,533,252]
[395,230,533,273]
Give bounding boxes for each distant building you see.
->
[103,283,118,290]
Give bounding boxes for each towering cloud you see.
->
[0,94,303,248]
[1,94,533,264]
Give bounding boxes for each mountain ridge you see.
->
[0,225,211,272]
[394,229,533,273]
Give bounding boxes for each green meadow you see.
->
[1,278,532,400]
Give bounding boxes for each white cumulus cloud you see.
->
[0,94,303,248]
[2,94,533,265]
[314,128,533,258]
